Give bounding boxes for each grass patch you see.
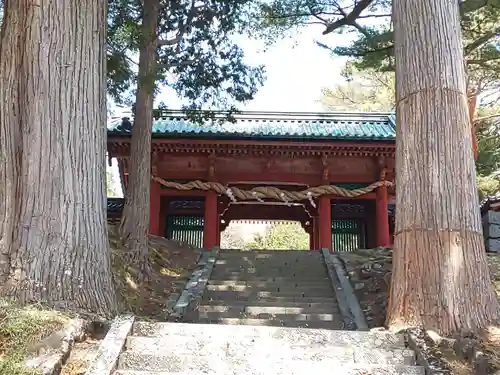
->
[0,300,70,375]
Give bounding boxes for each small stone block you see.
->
[85,314,135,375]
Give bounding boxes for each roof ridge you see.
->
[152,109,395,120]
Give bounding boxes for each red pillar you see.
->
[314,218,320,250]
[203,190,218,249]
[149,181,161,235]
[376,185,391,247]
[215,202,221,247]
[319,196,332,252]
[309,218,319,250]
[308,224,314,250]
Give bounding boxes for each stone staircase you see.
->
[196,250,343,329]
[113,321,424,374]
[89,250,425,375]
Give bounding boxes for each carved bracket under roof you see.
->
[376,155,393,182]
[107,140,396,159]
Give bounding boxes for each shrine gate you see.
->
[107,110,396,251]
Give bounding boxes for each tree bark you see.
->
[388,0,500,334]
[0,0,117,316]
[119,0,159,275]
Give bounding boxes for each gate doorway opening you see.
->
[221,220,309,250]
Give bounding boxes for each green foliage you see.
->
[475,107,500,199]
[477,174,500,200]
[476,111,500,176]
[319,62,394,112]
[0,300,69,375]
[107,0,265,112]
[106,170,118,197]
[245,222,309,250]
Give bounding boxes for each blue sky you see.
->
[155,24,352,112]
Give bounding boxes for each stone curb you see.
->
[85,314,135,375]
[404,328,453,375]
[25,318,87,375]
[168,247,219,321]
[322,248,368,330]
[321,249,356,330]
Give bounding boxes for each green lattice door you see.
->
[331,219,366,252]
[165,215,204,248]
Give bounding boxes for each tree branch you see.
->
[464,26,500,54]
[322,0,374,35]
[474,113,500,123]
[459,0,500,15]
[156,0,196,47]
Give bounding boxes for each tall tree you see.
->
[118,0,159,276]
[0,1,117,314]
[108,0,264,274]
[389,0,499,333]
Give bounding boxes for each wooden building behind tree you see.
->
[107,111,396,251]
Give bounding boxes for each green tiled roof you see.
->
[107,111,396,141]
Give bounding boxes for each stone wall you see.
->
[483,211,500,253]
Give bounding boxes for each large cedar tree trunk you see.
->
[0,0,117,316]
[388,0,500,333]
[119,0,159,274]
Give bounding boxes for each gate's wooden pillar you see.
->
[310,217,320,250]
[149,180,162,235]
[314,217,320,250]
[308,221,314,250]
[215,200,221,247]
[203,190,218,249]
[376,185,390,247]
[319,196,332,252]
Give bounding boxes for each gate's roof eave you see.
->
[107,110,396,142]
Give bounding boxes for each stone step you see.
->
[209,275,331,283]
[207,279,331,286]
[205,284,333,293]
[118,352,422,374]
[202,290,334,300]
[132,322,405,347]
[214,259,325,270]
[202,295,338,304]
[199,301,339,314]
[212,267,327,274]
[124,336,415,365]
[209,272,329,279]
[198,310,341,322]
[210,271,329,282]
[114,366,424,375]
[197,317,343,329]
[215,258,324,268]
[219,250,320,256]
